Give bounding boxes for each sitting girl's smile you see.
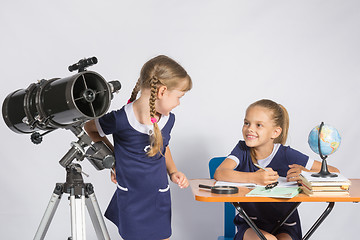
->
[242,105,281,151]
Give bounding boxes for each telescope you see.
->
[2,56,121,170]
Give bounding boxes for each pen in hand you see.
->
[254,163,268,171]
[254,163,279,188]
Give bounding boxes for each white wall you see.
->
[1,1,359,239]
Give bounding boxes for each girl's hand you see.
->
[287,164,306,182]
[170,171,189,189]
[255,168,279,185]
[110,168,117,184]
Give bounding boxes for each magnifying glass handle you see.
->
[199,184,212,189]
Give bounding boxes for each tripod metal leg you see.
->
[85,189,111,240]
[34,165,110,240]
[70,189,87,240]
[34,184,63,240]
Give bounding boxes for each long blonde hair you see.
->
[129,55,192,156]
[247,99,289,145]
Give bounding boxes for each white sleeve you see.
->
[95,118,106,137]
[227,155,240,169]
[305,157,315,170]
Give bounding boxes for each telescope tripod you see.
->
[34,164,110,240]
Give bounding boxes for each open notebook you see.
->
[245,186,301,198]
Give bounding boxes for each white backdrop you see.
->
[1,1,360,239]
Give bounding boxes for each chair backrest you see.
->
[208,157,236,240]
[209,157,226,179]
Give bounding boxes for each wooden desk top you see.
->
[190,179,360,203]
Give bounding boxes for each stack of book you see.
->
[299,171,351,197]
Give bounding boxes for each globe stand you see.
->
[311,122,338,178]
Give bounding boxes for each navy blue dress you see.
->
[228,141,314,240]
[96,103,175,240]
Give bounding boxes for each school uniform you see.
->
[95,103,175,240]
[228,141,314,240]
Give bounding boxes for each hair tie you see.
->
[151,117,157,123]
[127,99,132,104]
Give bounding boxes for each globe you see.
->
[308,123,341,156]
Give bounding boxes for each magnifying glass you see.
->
[199,184,239,194]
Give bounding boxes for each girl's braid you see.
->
[129,78,141,103]
[149,76,158,118]
[147,75,163,157]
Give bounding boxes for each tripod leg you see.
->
[34,184,63,240]
[70,189,87,240]
[85,184,111,240]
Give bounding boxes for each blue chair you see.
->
[209,157,236,240]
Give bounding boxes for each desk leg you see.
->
[271,202,301,235]
[232,202,267,240]
[302,202,335,240]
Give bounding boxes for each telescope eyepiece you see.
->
[68,57,98,72]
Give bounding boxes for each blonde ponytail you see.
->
[276,104,289,145]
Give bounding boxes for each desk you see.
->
[190,179,360,240]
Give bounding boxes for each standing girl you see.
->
[214,99,339,240]
[85,55,192,240]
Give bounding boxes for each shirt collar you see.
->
[124,103,169,135]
